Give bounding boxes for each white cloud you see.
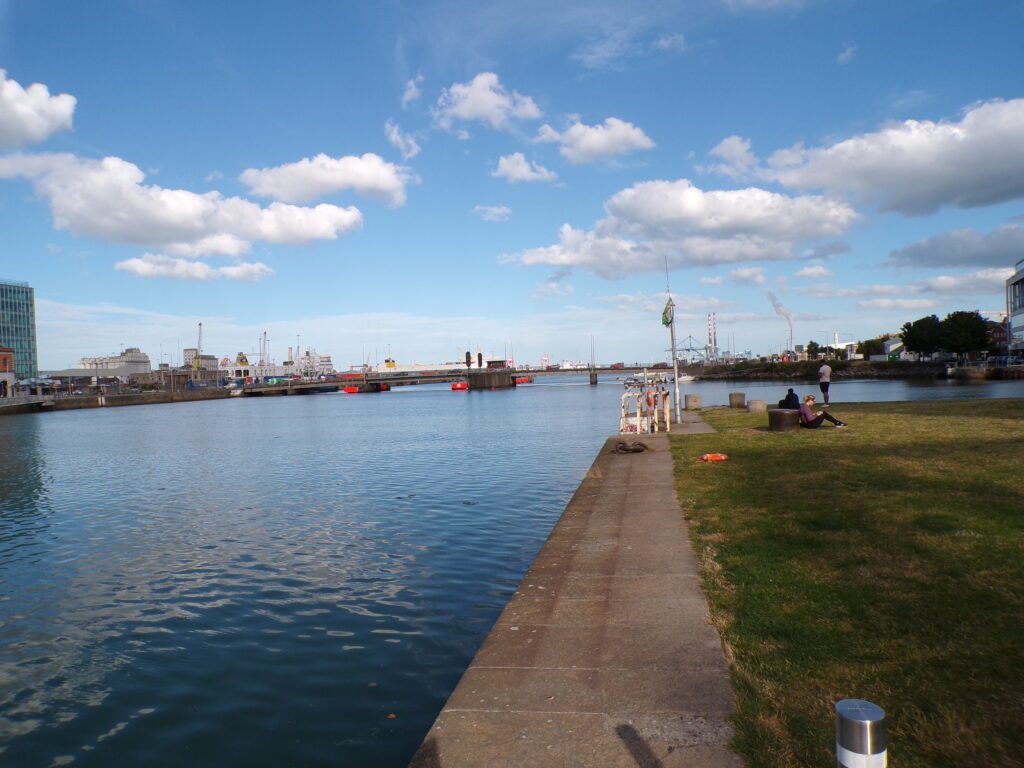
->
[704,135,757,179]
[795,265,833,279]
[837,44,857,64]
[401,73,423,109]
[888,224,1024,268]
[700,276,723,285]
[165,234,251,258]
[384,119,421,160]
[533,280,574,298]
[571,27,641,71]
[603,179,857,241]
[511,177,857,278]
[764,98,1024,214]
[801,268,1012,303]
[240,152,413,206]
[0,69,76,148]
[599,292,732,313]
[917,268,1013,294]
[857,298,939,311]
[801,283,901,298]
[433,72,541,131]
[653,33,686,52]
[492,153,557,183]
[0,153,363,252]
[730,266,766,285]
[204,170,223,182]
[533,118,654,164]
[115,254,273,282]
[217,261,275,282]
[473,204,512,222]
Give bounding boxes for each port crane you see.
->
[192,322,203,377]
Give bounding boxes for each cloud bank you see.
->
[513,178,857,277]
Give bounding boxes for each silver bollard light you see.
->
[835,699,887,767]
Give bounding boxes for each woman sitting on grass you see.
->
[799,394,848,429]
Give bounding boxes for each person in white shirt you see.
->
[818,362,833,404]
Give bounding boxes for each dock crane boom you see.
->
[193,322,203,375]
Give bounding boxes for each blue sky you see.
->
[1,0,1022,368]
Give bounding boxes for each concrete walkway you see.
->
[410,424,739,768]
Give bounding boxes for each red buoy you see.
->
[451,382,468,391]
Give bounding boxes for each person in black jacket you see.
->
[779,388,800,409]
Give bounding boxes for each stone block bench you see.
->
[768,408,800,432]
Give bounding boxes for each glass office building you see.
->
[1008,260,1024,354]
[0,279,38,379]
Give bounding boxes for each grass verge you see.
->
[670,398,1024,768]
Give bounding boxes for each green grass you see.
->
[670,399,1024,768]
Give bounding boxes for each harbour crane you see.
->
[193,322,203,377]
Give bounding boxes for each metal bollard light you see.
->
[835,699,887,768]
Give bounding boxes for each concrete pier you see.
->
[410,429,739,767]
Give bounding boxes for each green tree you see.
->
[857,336,887,357]
[805,340,821,358]
[940,310,989,361]
[901,315,942,358]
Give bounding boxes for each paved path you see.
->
[410,424,739,768]
[678,409,717,435]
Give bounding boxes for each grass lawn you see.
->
[670,398,1024,768]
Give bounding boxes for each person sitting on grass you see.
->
[779,387,800,409]
[799,394,847,429]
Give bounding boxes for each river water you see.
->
[2,375,1023,767]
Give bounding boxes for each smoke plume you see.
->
[767,291,794,346]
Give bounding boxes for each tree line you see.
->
[804,310,997,361]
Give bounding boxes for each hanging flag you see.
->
[661,298,674,327]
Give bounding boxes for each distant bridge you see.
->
[237,366,658,396]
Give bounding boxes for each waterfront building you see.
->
[1008,258,1024,353]
[79,347,151,375]
[0,279,38,379]
[0,345,14,397]
[183,348,219,371]
[220,349,337,381]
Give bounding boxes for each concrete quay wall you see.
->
[0,389,232,416]
[410,433,739,768]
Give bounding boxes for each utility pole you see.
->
[664,257,682,426]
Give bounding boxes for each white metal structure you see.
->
[620,372,672,434]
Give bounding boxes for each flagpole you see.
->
[665,257,682,426]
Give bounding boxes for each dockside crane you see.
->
[192,322,203,379]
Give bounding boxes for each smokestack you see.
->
[767,292,795,351]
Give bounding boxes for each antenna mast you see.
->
[664,256,682,426]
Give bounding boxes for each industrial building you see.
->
[0,279,38,379]
[80,347,152,375]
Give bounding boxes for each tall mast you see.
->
[665,256,682,426]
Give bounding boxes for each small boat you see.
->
[451,382,468,391]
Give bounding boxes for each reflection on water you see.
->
[0,383,619,767]
[1,375,1022,766]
